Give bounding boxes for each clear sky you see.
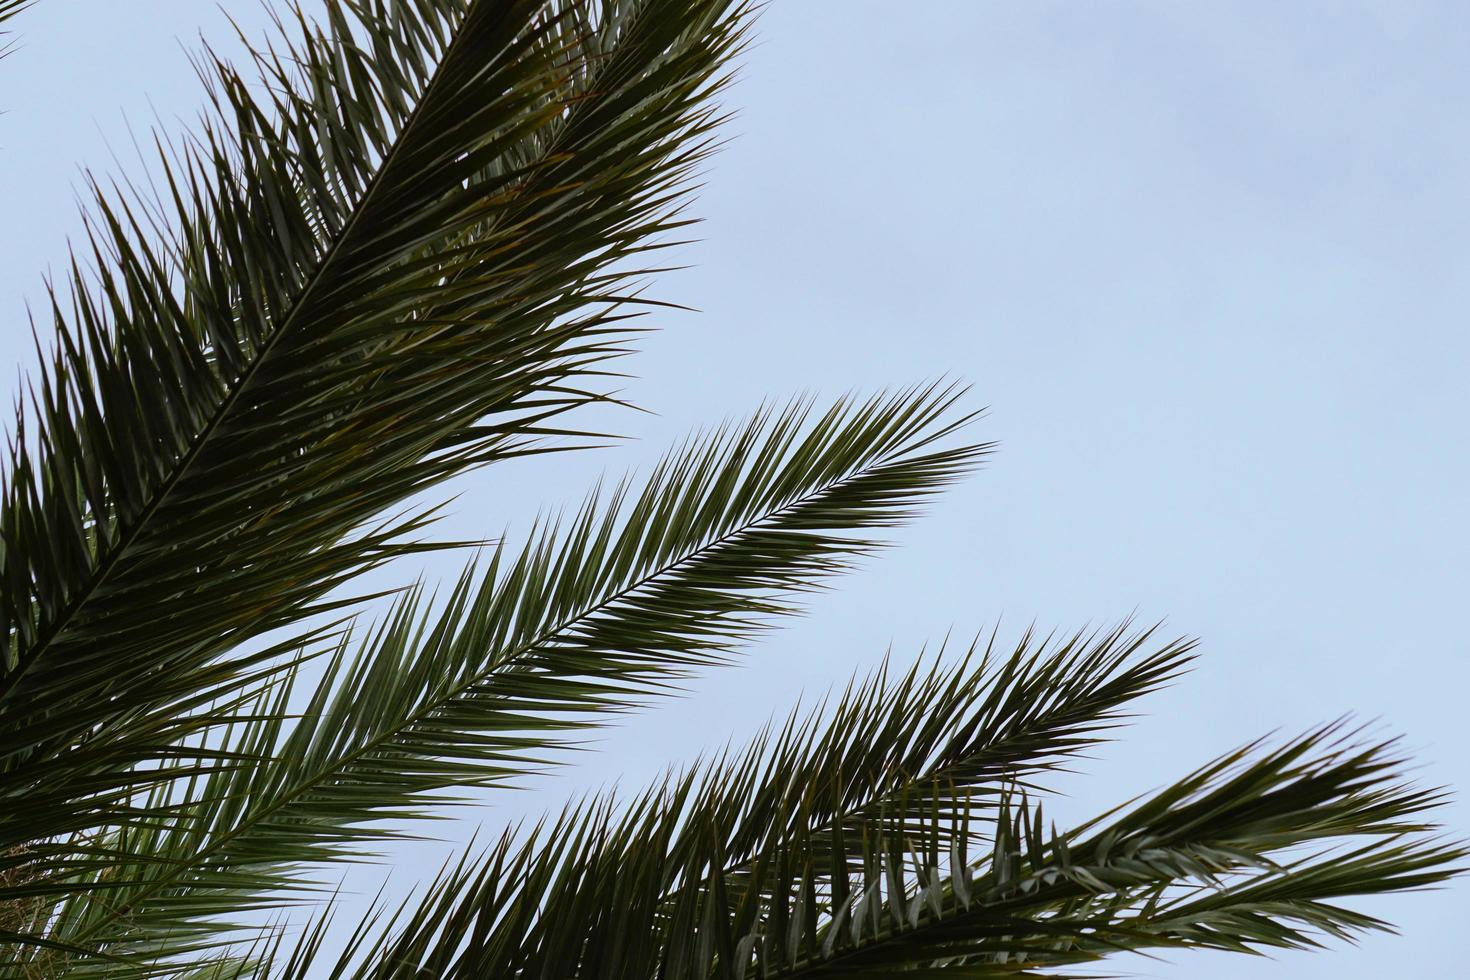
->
[2,2,1466,977]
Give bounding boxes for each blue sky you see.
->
[2,2,1466,976]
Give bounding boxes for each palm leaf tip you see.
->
[0,0,28,33]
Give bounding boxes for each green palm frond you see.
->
[305,631,1459,979]
[10,387,984,974]
[2,1,1460,976]
[277,625,1194,977]
[0,0,750,858]
[753,729,1459,976]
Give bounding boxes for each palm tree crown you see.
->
[0,1,1460,977]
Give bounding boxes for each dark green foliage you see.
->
[0,1,1459,977]
[0,0,746,850]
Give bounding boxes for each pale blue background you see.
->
[2,2,1466,977]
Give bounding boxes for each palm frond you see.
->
[11,387,985,974]
[307,635,1460,979]
[747,726,1461,976]
[289,624,1204,978]
[5,1,1458,976]
[0,0,751,861]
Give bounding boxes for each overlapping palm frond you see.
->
[10,387,984,974]
[3,0,1462,977]
[272,625,1185,976]
[301,628,1459,979]
[0,0,751,852]
[748,730,1459,976]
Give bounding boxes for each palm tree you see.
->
[0,1,1459,976]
